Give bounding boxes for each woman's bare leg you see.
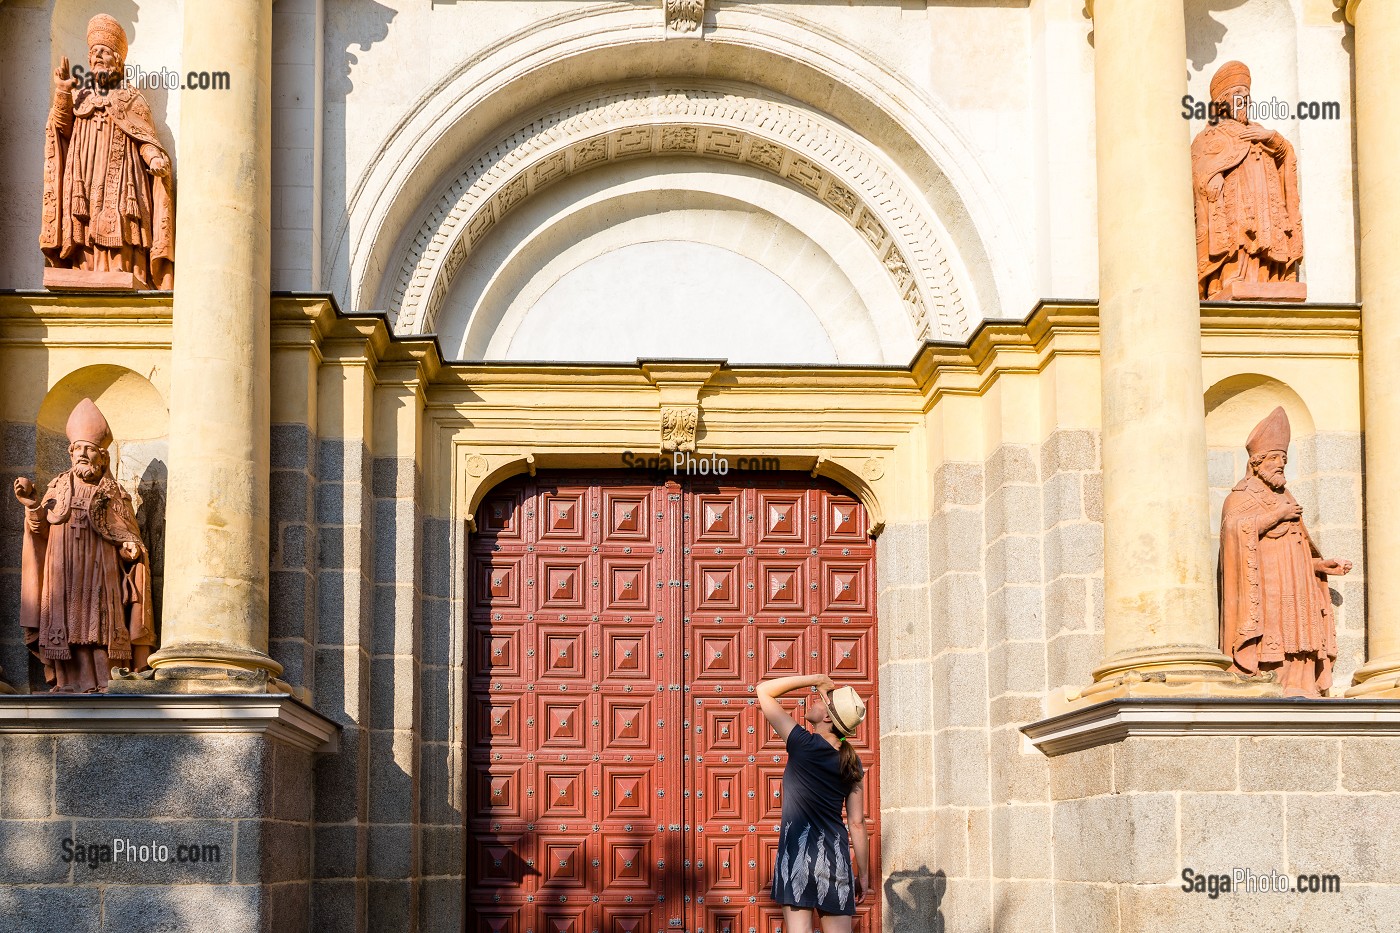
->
[782,906,815,933]
[814,911,853,933]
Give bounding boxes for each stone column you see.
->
[1068,0,1247,705]
[147,0,282,687]
[1344,0,1400,698]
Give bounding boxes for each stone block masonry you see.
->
[0,695,335,933]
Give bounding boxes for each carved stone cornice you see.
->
[383,85,968,343]
[1335,0,1359,26]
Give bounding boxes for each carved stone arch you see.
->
[382,85,973,342]
[332,6,1030,330]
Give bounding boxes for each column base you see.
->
[1345,656,1400,699]
[1052,666,1281,715]
[111,642,297,699]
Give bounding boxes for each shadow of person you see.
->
[883,867,947,933]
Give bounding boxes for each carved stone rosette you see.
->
[660,406,699,452]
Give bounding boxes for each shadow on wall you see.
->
[1183,0,1252,73]
[322,0,396,312]
[883,867,946,933]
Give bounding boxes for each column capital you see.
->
[1335,0,1359,27]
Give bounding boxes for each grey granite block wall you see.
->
[311,437,374,933]
[1046,734,1400,933]
[0,731,316,933]
[418,514,464,933]
[983,443,1050,932]
[0,420,36,690]
[923,459,993,933]
[366,455,423,933]
[272,424,317,692]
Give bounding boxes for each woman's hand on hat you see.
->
[813,674,836,693]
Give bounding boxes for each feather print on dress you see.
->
[814,832,831,905]
[790,826,812,899]
[833,837,851,909]
[775,835,790,892]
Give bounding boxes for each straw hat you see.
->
[825,685,867,738]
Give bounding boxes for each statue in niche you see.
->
[1191,61,1305,301]
[41,14,174,290]
[1219,407,1350,698]
[12,399,156,693]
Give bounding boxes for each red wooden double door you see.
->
[468,472,880,933]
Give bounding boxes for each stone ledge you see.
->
[1022,697,1400,756]
[0,694,339,753]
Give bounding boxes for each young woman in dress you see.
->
[757,673,870,932]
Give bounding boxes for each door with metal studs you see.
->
[467,471,880,933]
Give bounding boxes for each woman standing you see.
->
[757,673,871,932]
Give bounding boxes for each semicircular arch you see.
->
[383,83,965,342]
[329,5,1030,338]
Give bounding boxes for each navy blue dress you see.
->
[770,725,861,915]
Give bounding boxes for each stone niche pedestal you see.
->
[42,268,140,290]
[1212,279,1308,301]
[0,694,337,933]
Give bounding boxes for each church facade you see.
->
[1,1,1399,932]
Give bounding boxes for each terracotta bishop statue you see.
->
[1219,407,1351,698]
[12,399,156,693]
[40,14,174,290]
[1191,61,1305,301]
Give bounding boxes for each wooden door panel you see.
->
[684,480,880,933]
[469,477,683,933]
[468,473,878,933]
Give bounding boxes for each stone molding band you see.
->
[384,85,969,343]
[0,694,340,753]
[1023,697,1400,756]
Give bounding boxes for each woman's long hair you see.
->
[837,739,864,790]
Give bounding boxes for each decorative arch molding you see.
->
[329,5,1031,336]
[384,85,968,342]
[459,449,886,538]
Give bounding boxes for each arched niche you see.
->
[1205,372,1315,454]
[1204,372,1316,536]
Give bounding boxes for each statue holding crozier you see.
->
[12,399,156,692]
[1219,407,1350,698]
